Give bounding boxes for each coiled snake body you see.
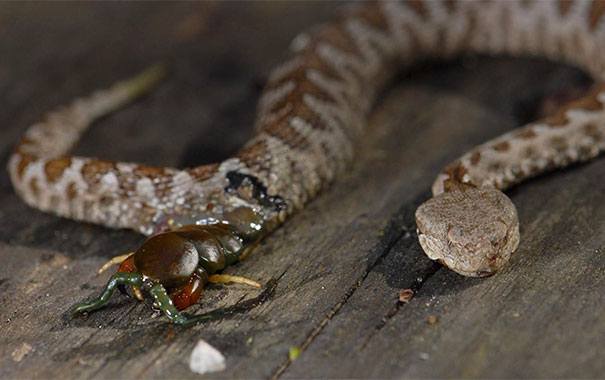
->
[9,1,605,283]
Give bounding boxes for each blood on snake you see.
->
[8,1,605,324]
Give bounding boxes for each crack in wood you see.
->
[269,197,427,379]
[359,261,441,351]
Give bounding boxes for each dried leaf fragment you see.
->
[12,343,33,362]
[399,288,415,303]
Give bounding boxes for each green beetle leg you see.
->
[148,282,213,326]
[72,272,143,315]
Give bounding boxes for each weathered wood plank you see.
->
[0,3,603,379]
[283,70,605,379]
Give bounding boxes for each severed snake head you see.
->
[415,187,520,277]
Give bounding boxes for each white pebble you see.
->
[189,339,226,375]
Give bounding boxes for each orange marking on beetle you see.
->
[117,255,136,273]
[169,274,203,311]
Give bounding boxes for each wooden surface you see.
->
[0,3,603,379]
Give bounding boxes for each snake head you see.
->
[415,187,520,277]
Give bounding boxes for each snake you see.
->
[8,0,605,282]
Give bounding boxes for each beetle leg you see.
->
[208,274,261,288]
[72,272,143,315]
[148,283,213,326]
[97,253,144,301]
[116,255,144,301]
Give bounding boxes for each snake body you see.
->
[8,1,605,276]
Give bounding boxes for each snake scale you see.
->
[8,0,605,279]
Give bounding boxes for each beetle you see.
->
[72,207,265,326]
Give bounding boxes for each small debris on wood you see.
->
[289,346,301,361]
[427,315,438,325]
[11,343,33,362]
[419,352,430,361]
[189,339,226,375]
[399,288,415,303]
